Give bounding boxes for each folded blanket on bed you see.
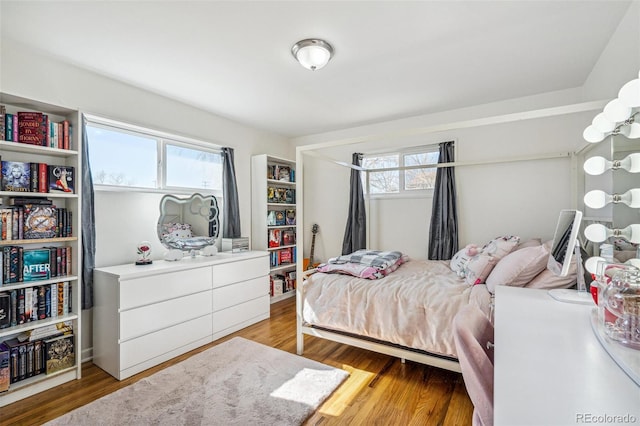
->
[318,250,407,279]
[327,250,404,270]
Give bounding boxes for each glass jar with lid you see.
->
[601,265,640,349]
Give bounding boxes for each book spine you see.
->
[65,246,71,276]
[63,120,70,150]
[10,289,17,326]
[0,105,5,141]
[12,115,17,143]
[57,283,63,316]
[30,163,38,192]
[37,285,46,320]
[63,282,69,315]
[26,342,34,378]
[45,284,51,318]
[34,340,43,375]
[5,113,13,141]
[38,163,48,193]
[30,287,38,322]
[50,283,58,318]
[17,288,25,324]
[9,345,18,383]
[24,286,32,322]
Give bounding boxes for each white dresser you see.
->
[92,251,269,380]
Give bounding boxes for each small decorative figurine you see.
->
[136,241,153,265]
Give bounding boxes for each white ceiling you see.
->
[1,1,632,138]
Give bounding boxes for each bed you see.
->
[296,239,579,372]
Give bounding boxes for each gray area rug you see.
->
[46,337,349,426]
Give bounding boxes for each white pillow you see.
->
[450,247,473,276]
[485,245,549,293]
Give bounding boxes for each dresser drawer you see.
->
[120,314,212,371]
[211,256,268,288]
[120,267,211,310]
[212,295,269,333]
[120,290,212,341]
[212,276,268,311]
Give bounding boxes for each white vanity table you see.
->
[92,251,269,380]
[494,286,640,426]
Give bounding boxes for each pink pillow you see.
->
[465,255,498,286]
[482,236,520,260]
[485,245,549,293]
[526,261,577,290]
[514,238,542,251]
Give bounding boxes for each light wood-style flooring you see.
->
[1,297,474,425]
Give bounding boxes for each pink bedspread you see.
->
[302,259,492,358]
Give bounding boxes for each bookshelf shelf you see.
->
[0,237,78,246]
[0,313,78,340]
[251,154,298,304]
[0,93,82,406]
[0,191,78,199]
[0,140,78,157]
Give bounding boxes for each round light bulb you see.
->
[583,156,610,175]
[584,223,609,243]
[622,188,640,208]
[585,256,606,275]
[623,224,640,244]
[603,99,632,122]
[592,113,616,133]
[620,152,640,173]
[618,78,640,108]
[584,190,610,209]
[583,125,605,143]
[618,122,640,139]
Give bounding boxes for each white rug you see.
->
[46,337,349,426]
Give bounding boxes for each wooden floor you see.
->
[1,297,474,426]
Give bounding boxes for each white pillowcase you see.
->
[485,244,549,293]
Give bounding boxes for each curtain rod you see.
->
[304,149,573,171]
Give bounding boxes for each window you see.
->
[86,117,222,194]
[362,146,440,195]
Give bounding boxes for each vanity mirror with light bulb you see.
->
[581,70,640,269]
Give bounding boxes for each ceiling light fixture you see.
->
[291,38,334,71]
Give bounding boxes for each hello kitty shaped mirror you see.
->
[157,193,220,260]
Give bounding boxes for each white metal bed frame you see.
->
[293,99,606,371]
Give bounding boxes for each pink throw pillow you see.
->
[485,245,549,293]
[465,254,498,286]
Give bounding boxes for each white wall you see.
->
[1,39,293,355]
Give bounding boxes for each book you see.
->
[48,165,74,193]
[0,293,10,329]
[17,112,47,146]
[23,205,57,239]
[268,229,281,248]
[45,334,74,374]
[38,163,48,193]
[0,105,5,142]
[22,249,51,282]
[285,209,296,225]
[5,113,14,141]
[275,211,285,226]
[0,344,9,392]
[1,161,31,192]
[282,230,295,246]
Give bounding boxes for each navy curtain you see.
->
[341,153,366,255]
[221,147,241,238]
[428,141,458,260]
[81,116,96,309]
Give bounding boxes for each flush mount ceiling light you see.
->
[291,38,334,71]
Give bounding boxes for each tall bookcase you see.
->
[251,154,297,303]
[0,93,82,406]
